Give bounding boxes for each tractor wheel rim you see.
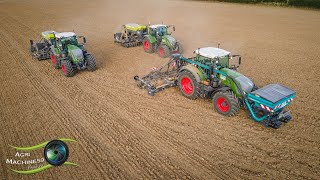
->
[216,97,229,112]
[181,77,193,95]
[144,41,149,50]
[61,64,66,75]
[51,55,56,65]
[159,47,164,57]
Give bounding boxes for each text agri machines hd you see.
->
[134,47,296,128]
[114,23,182,58]
[30,31,96,77]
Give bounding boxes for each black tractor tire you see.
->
[212,91,240,116]
[142,37,153,53]
[178,70,199,100]
[175,42,183,54]
[61,60,74,77]
[158,45,171,58]
[85,54,97,71]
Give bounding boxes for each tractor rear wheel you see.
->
[85,54,97,71]
[61,60,74,77]
[51,54,60,69]
[143,38,153,53]
[212,91,240,116]
[158,45,170,58]
[178,70,199,100]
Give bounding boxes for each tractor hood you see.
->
[164,35,177,47]
[220,68,254,93]
[68,45,84,63]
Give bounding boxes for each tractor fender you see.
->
[144,35,156,44]
[178,64,205,83]
[214,87,231,93]
[211,87,232,98]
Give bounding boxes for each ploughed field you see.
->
[0,0,319,179]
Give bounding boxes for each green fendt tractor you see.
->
[114,23,147,48]
[134,47,296,128]
[30,31,96,77]
[142,24,183,58]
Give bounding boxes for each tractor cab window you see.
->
[156,26,167,36]
[61,36,78,48]
[195,55,216,66]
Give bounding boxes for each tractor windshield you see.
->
[156,26,167,36]
[61,36,78,47]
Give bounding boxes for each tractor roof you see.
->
[55,32,76,38]
[149,24,167,29]
[194,47,230,59]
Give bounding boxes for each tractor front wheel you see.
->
[143,38,153,53]
[212,91,240,116]
[85,54,97,71]
[158,45,170,58]
[178,70,199,100]
[61,60,74,77]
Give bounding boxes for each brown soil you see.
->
[0,0,319,179]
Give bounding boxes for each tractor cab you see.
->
[143,24,181,58]
[194,47,241,70]
[148,24,170,37]
[55,32,79,48]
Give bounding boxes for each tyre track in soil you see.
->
[0,13,198,179]
[0,33,61,179]
[94,41,319,149]
[70,27,319,180]
[0,18,129,179]
[65,26,302,180]
[0,90,9,179]
[0,33,111,179]
[83,72,316,179]
[4,20,176,179]
[0,13,229,179]
[0,17,162,180]
[82,42,320,178]
[1,10,249,179]
[1,1,318,179]
[3,9,318,180]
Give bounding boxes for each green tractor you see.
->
[114,23,147,48]
[134,47,296,128]
[30,31,96,77]
[142,24,183,58]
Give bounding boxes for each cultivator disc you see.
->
[134,54,182,96]
[32,46,51,60]
[121,41,142,48]
[30,40,51,60]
